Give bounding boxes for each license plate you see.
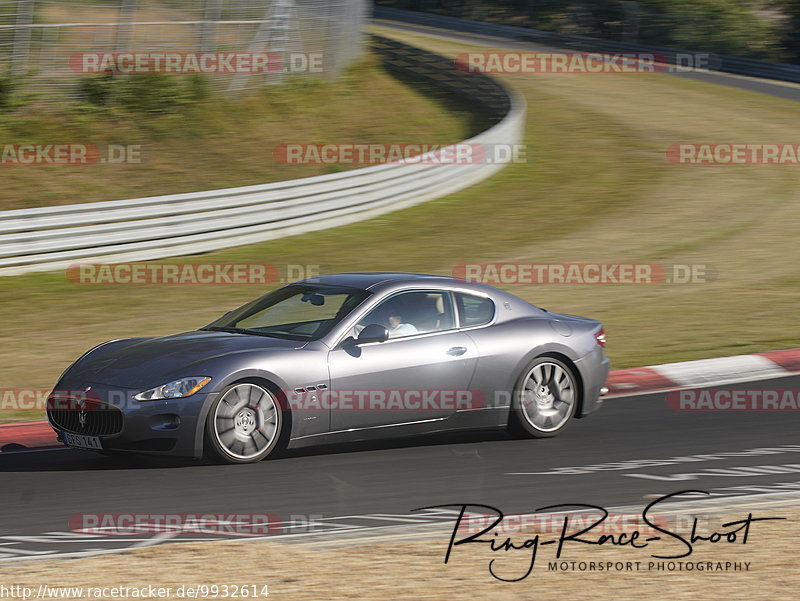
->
[62,431,103,450]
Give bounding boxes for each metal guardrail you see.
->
[0,35,525,276]
[374,6,800,85]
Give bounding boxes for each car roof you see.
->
[296,272,489,292]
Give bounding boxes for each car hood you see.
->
[64,330,305,389]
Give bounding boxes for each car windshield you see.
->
[202,284,370,341]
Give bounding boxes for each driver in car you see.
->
[387,312,418,338]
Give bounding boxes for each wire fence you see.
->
[0,0,369,101]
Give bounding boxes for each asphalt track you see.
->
[1,375,799,559]
[373,16,800,103]
[1,19,799,561]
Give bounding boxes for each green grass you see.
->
[2,28,800,423]
[0,55,471,210]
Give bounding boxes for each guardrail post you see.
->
[11,0,35,75]
[114,0,137,53]
[199,0,222,52]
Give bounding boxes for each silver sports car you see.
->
[47,273,610,464]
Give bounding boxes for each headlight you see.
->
[134,377,212,401]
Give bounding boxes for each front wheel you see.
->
[204,381,285,464]
[509,357,578,438]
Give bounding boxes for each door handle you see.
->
[447,346,467,356]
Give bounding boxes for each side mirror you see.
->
[355,323,389,345]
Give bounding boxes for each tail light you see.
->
[594,328,606,347]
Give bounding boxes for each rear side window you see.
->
[456,293,495,327]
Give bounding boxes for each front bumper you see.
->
[48,382,213,458]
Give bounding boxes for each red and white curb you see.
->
[0,421,60,453]
[606,348,800,398]
[1,348,799,452]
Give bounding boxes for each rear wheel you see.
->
[204,381,285,464]
[509,356,578,438]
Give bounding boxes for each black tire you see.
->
[508,356,578,438]
[204,380,288,464]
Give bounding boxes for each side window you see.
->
[456,293,495,327]
[358,291,456,339]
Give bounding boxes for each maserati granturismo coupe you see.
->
[47,272,609,463]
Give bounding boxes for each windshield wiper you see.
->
[201,326,269,337]
[201,326,305,340]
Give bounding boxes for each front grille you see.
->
[47,397,123,436]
